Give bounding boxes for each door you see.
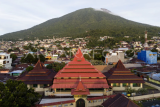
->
[76,99,85,107]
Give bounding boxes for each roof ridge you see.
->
[127,98,140,107]
[108,95,123,107]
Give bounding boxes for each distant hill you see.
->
[1,8,160,40]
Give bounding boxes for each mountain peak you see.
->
[93,8,118,16]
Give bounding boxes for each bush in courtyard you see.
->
[125,87,136,94]
[137,88,148,95]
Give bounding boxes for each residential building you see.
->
[0,53,12,69]
[105,52,124,64]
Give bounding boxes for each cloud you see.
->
[0,0,160,35]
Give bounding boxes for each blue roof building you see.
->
[138,50,157,64]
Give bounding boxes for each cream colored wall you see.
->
[111,83,143,91]
[129,93,160,100]
[41,98,108,107]
[27,84,50,92]
[87,98,107,107]
[42,102,75,107]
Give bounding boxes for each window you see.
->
[70,103,73,105]
[123,83,127,87]
[98,99,102,102]
[33,84,37,88]
[133,83,140,87]
[7,61,9,63]
[126,83,130,87]
[3,61,6,64]
[44,84,48,87]
[94,100,97,102]
[64,104,68,106]
[40,84,43,88]
[113,83,120,87]
[113,83,116,86]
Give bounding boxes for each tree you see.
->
[151,48,158,52]
[46,62,66,72]
[26,66,34,72]
[21,54,45,64]
[38,54,45,62]
[90,60,105,65]
[0,79,41,107]
[84,54,92,60]
[148,41,153,45]
[8,49,13,53]
[60,54,66,58]
[21,54,34,64]
[126,50,134,57]
[10,53,17,62]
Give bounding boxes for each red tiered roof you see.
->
[51,48,109,89]
[104,60,144,83]
[71,80,90,95]
[18,60,57,84]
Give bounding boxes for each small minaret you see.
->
[145,31,147,43]
[144,30,148,50]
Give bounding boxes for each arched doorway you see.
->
[76,99,85,107]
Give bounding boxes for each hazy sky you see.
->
[0,0,160,35]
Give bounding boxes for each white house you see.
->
[0,53,12,69]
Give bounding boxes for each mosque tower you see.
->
[143,30,149,50]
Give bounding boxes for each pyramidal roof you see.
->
[103,60,144,84]
[75,79,86,91]
[114,60,126,70]
[71,80,90,95]
[31,60,44,71]
[51,48,109,89]
[102,94,139,107]
[18,60,57,84]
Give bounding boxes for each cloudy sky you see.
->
[0,0,160,35]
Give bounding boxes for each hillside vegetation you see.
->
[1,8,160,40]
